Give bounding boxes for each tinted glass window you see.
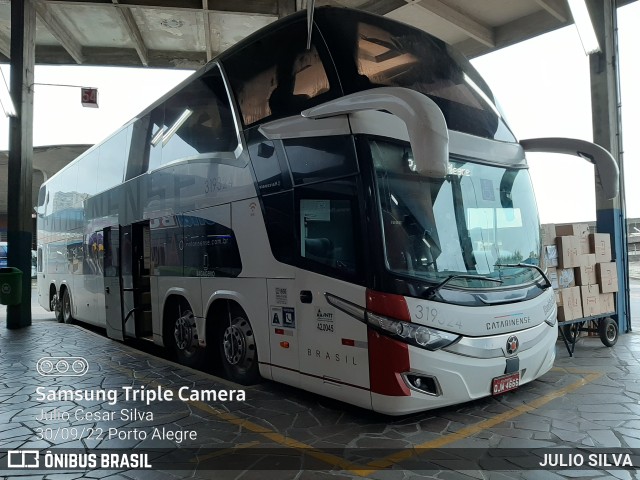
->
[262,191,295,264]
[247,127,290,194]
[145,105,165,172]
[150,215,183,276]
[316,9,516,142]
[76,150,98,200]
[224,20,339,127]
[96,128,128,193]
[182,214,242,278]
[296,178,363,279]
[159,67,237,168]
[284,135,358,185]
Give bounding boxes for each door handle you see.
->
[300,290,313,303]
[105,286,110,294]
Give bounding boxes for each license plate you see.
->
[492,372,520,395]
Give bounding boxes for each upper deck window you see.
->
[223,20,339,127]
[316,9,516,143]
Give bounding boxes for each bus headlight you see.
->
[367,312,459,351]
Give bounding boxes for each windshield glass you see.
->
[316,8,515,142]
[370,138,542,289]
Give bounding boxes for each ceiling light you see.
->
[568,0,601,55]
[161,19,184,29]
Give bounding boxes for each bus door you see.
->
[118,222,153,339]
[294,195,371,409]
[103,226,124,341]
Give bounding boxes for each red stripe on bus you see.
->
[367,329,411,396]
[275,328,284,335]
[342,338,355,346]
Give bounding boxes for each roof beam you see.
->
[359,0,406,16]
[413,0,495,47]
[113,0,149,66]
[535,0,568,22]
[0,29,10,58]
[33,0,84,64]
[46,0,280,16]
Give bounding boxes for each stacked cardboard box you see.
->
[540,223,617,322]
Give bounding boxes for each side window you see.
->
[76,150,98,200]
[182,207,242,278]
[296,179,362,279]
[158,67,237,169]
[96,128,129,193]
[283,136,358,185]
[262,191,295,265]
[246,127,291,194]
[144,105,165,173]
[224,20,339,127]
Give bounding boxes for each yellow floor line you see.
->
[104,353,602,475]
[366,371,602,471]
[108,362,372,476]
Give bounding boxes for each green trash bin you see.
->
[0,267,22,305]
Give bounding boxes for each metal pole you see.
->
[6,0,35,329]
[588,0,630,332]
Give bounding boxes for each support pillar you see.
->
[6,0,35,329]
[588,0,630,332]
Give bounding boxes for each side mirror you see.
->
[302,87,449,178]
[520,137,619,199]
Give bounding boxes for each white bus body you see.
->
[36,7,614,414]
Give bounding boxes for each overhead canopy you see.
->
[0,145,91,214]
[0,0,635,69]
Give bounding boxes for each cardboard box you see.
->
[589,233,612,262]
[541,224,556,246]
[557,287,583,321]
[581,284,602,317]
[557,223,590,254]
[547,267,559,290]
[600,293,615,314]
[557,268,575,289]
[574,255,597,285]
[555,291,562,305]
[556,236,581,268]
[542,245,558,268]
[596,262,619,293]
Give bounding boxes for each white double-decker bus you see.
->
[36,7,618,414]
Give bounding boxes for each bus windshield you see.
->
[317,8,515,142]
[370,138,542,289]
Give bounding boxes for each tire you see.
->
[170,304,205,368]
[62,289,74,324]
[219,309,260,385]
[561,323,580,343]
[52,292,63,323]
[599,317,618,347]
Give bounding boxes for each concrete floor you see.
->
[1,280,640,479]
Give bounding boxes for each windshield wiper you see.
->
[424,274,503,299]
[494,263,552,289]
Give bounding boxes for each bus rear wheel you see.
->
[219,311,259,385]
[62,290,73,324]
[171,305,205,369]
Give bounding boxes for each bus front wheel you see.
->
[219,310,259,385]
[171,305,205,368]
